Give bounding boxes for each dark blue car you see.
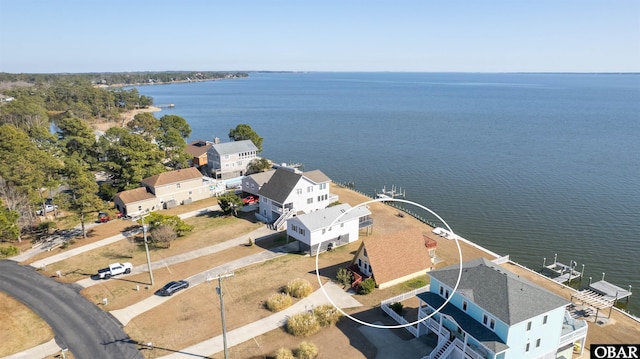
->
[158,280,189,296]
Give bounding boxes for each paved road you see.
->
[0,261,143,359]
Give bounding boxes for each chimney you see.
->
[213,137,220,144]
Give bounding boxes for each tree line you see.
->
[0,74,199,243]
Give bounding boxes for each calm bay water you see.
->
[135,72,640,315]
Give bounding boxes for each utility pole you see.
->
[212,272,234,359]
[141,215,154,286]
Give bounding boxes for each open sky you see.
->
[1,1,638,73]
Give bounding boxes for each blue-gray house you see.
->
[416,258,588,359]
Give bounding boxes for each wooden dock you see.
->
[544,261,582,283]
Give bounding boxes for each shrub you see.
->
[295,341,319,359]
[389,302,404,315]
[266,292,292,312]
[313,304,342,327]
[0,245,19,258]
[335,268,353,288]
[274,348,295,359]
[246,237,254,246]
[286,312,320,337]
[358,278,376,295]
[284,278,313,298]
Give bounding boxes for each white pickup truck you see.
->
[97,262,133,279]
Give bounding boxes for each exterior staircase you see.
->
[273,209,295,230]
[426,339,454,359]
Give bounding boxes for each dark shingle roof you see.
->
[258,169,303,203]
[417,292,509,353]
[430,258,569,325]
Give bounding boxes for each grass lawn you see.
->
[0,292,53,357]
[37,211,262,283]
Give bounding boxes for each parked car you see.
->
[36,204,58,216]
[97,262,133,279]
[98,212,110,223]
[158,280,190,296]
[242,195,259,205]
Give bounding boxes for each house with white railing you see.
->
[286,203,372,254]
[207,139,258,180]
[257,168,337,229]
[414,258,587,359]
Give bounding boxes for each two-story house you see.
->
[257,168,336,229]
[286,203,372,254]
[207,139,258,180]
[114,167,216,217]
[415,258,587,359]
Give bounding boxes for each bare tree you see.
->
[150,224,177,248]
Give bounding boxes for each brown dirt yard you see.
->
[123,185,498,358]
[0,291,53,357]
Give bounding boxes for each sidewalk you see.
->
[75,225,277,288]
[21,205,221,269]
[1,338,61,359]
[157,282,362,359]
[110,241,297,325]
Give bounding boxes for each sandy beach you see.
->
[90,105,161,132]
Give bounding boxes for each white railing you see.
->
[492,255,510,265]
[273,209,295,230]
[558,322,588,346]
[381,285,430,305]
[381,304,418,336]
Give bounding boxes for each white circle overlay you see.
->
[314,197,463,329]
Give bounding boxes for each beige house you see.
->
[114,167,216,217]
[349,228,438,289]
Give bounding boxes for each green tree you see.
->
[358,278,376,295]
[228,124,263,152]
[159,114,191,140]
[99,127,165,191]
[141,212,193,236]
[0,96,49,131]
[246,158,271,174]
[0,200,20,242]
[127,112,160,142]
[57,116,99,168]
[217,192,243,216]
[158,128,190,169]
[63,156,103,239]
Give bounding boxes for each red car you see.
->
[98,212,110,223]
[242,196,258,204]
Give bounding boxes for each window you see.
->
[299,228,305,235]
[440,287,444,296]
[462,301,468,311]
[177,183,181,189]
[307,198,313,204]
[525,343,530,352]
[359,259,362,267]
[490,319,495,330]
[536,338,541,348]
[483,314,488,325]
[543,315,548,325]
[319,183,327,190]
[296,188,302,195]
[527,321,532,331]
[307,186,313,193]
[291,224,297,232]
[445,289,449,298]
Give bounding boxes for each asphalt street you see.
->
[0,260,143,359]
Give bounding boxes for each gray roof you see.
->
[303,170,331,184]
[417,292,509,353]
[210,140,257,156]
[258,169,303,203]
[430,258,569,325]
[293,204,371,231]
[247,169,275,187]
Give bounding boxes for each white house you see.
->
[207,139,258,180]
[413,258,588,359]
[257,168,337,229]
[241,169,276,197]
[286,204,372,254]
